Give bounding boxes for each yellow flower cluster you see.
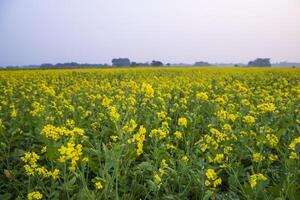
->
[154,159,169,186]
[141,83,154,98]
[11,107,17,118]
[257,103,276,113]
[150,128,168,139]
[289,136,300,159]
[30,102,45,117]
[205,169,222,188]
[243,115,255,124]
[252,152,265,162]
[128,126,147,156]
[249,173,267,188]
[174,131,182,139]
[28,191,43,200]
[149,122,170,140]
[265,134,279,148]
[41,125,84,141]
[66,119,75,128]
[100,97,120,122]
[178,117,187,127]
[122,119,137,133]
[107,105,120,123]
[2,68,299,199]
[21,152,59,179]
[58,142,83,171]
[196,92,209,101]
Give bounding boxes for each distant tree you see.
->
[130,62,150,67]
[166,63,171,66]
[69,62,80,67]
[194,61,211,66]
[292,66,296,68]
[234,64,239,67]
[130,62,138,67]
[52,62,109,68]
[6,66,19,69]
[40,63,53,68]
[54,63,63,68]
[151,60,163,66]
[112,58,131,67]
[248,58,271,67]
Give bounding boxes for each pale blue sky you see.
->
[0,0,299,66]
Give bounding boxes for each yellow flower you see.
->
[66,119,75,128]
[174,131,182,139]
[213,178,222,188]
[268,154,278,161]
[166,143,176,150]
[28,191,43,200]
[178,117,187,128]
[58,142,83,171]
[161,159,168,168]
[21,152,40,173]
[108,106,120,122]
[182,156,189,162]
[154,174,162,185]
[241,99,250,106]
[35,166,49,177]
[128,126,146,156]
[252,152,265,162]
[95,181,103,190]
[11,108,17,118]
[24,165,35,176]
[157,111,167,120]
[206,169,217,180]
[214,97,226,105]
[51,169,60,180]
[289,136,300,151]
[290,152,298,160]
[266,134,279,147]
[141,83,154,98]
[82,157,89,162]
[128,119,138,131]
[224,146,233,155]
[243,115,255,124]
[30,102,45,117]
[150,129,168,139]
[110,135,119,142]
[200,144,208,152]
[205,169,222,188]
[216,110,227,121]
[249,173,267,188]
[41,146,47,153]
[223,124,232,132]
[159,168,165,175]
[257,103,276,113]
[213,153,224,164]
[196,92,208,101]
[228,114,236,122]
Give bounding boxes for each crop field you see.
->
[0,67,300,200]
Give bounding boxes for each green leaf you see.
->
[45,145,59,161]
[203,190,214,200]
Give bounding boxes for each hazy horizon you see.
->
[0,0,300,66]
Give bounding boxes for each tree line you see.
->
[0,58,273,69]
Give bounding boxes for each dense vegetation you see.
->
[0,68,299,200]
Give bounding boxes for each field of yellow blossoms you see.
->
[0,67,300,200]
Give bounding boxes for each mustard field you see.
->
[0,67,300,200]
